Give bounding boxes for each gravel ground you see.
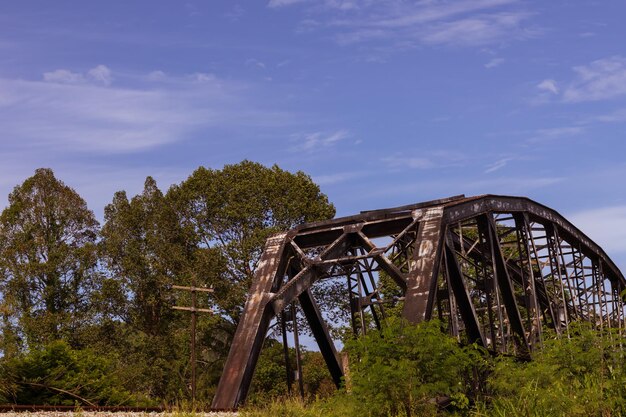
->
[0,413,238,417]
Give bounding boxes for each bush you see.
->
[243,322,626,417]
[344,318,488,417]
[0,340,148,405]
[485,323,626,416]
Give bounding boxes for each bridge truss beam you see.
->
[212,195,626,410]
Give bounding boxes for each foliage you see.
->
[483,323,626,416]
[248,340,336,405]
[248,340,292,403]
[0,168,100,352]
[0,163,336,405]
[344,318,488,417]
[242,324,626,417]
[0,340,147,406]
[5,164,626,416]
[169,160,336,324]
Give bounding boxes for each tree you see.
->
[99,176,225,401]
[169,161,336,325]
[102,177,190,337]
[0,168,99,352]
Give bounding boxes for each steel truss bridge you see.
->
[212,195,626,409]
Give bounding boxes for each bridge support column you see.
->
[211,233,290,410]
[402,207,444,323]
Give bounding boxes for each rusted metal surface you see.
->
[402,207,444,323]
[211,232,292,410]
[212,195,626,410]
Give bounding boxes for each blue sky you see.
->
[1,1,626,269]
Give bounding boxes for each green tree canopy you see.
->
[99,176,224,337]
[0,168,99,352]
[169,160,336,324]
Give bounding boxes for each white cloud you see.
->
[0,71,292,154]
[382,156,436,169]
[313,171,364,185]
[595,108,626,123]
[528,126,584,143]
[563,56,626,102]
[324,0,359,11]
[43,69,85,84]
[147,70,167,81]
[87,65,113,85]
[485,58,505,69]
[245,58,266,69]
[43,65,113,86]
[382,150,467,170]
[342,0,518,29]
[295,129,350,151]
[484,157,513,173]
[189,72,217,83]
[420,12,531,46]
[537,79,558,94]
[268,0,308,8]
[569,206,626,254]
[311,0,535,48]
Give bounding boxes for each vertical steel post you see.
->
[191,277,197,405]
[291,304,305,399]
[281,311,293,395]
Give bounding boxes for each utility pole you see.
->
[172,281,214,405]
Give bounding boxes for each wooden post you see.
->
[172,283,214,405]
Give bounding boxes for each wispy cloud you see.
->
[563,56,626,102]
[0,69,292,154]
[43,65,113,86]
[147,70,167,81]
[245,58,266,69]
[268,0,308,8]
[383,156,436,169]
[293,129,351,151]
[383,150,468,170]
[313,171,365,185]
[288,0,536,48]
[419,12,532,46]
[528,126,584,143]
[537,79,558,94]
[594,108,626,123]
[484,157,514,173]
[43,69,85,84]
[539,56,626,103]
[485,57,505,69]
[88,65,113,85]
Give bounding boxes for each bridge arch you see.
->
[212,195,626,409]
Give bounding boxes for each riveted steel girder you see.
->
[212,195,626,410]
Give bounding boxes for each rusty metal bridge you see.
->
[212,195,626,409]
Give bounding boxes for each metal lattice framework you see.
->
[211,195,626,409]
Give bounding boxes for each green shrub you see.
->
[485,323,626,416]
[344,318,488,417]
[0,340,148,405]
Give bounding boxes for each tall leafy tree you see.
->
[0,168,99,352]
[169,160,336,325]
[101,177,183,336]
[99,176,224,401]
